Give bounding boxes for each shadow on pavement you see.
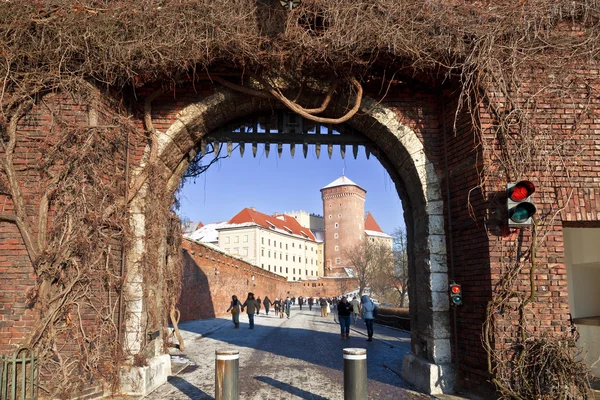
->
[167,376,214,400]
[255,376,329,400]
[179,314,412,388]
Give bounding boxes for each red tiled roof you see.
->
[364,212,384,232]
[228,208,316,241]
[196,222,204,229]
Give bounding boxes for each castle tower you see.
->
[320,176,366,276]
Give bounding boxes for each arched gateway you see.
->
[125,84,455,394]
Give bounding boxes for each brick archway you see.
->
[127,86,455,394]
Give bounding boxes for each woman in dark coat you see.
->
[337,296,353,339]
[226,295,241,328]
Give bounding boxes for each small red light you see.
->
[509,181,535,202]
[451,285,461,294]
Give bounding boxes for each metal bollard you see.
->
[215,350,239,400]
[343,348,367,400]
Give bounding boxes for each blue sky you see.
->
[176,144,405,235]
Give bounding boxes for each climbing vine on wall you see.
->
[0,0,598,396]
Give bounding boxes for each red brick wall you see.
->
[179,238,357,321]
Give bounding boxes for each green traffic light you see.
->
[451,295,463,305]
[509,203,536,223]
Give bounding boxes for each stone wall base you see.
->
[119,354,171,396]
[402,353,456,395]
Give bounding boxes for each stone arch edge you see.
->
[132,87,456,395]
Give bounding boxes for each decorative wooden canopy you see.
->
[204,111,378,159]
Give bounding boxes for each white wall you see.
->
[564,228,600,318]
[564,227,600,379]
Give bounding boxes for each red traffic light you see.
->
[509,180,535,202]
[449,283,463,305]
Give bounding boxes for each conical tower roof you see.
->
[320,175,366,192]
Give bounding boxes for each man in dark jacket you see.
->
[263,296,273,315]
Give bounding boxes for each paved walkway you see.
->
[143,305,433,399]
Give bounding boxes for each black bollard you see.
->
[343,348,367,400]
[215,350,239,400]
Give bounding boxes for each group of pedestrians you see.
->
[227,293,294,329]
[227,292,377,341]
[334,294,377,341]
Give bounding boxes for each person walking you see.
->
[298,296,304,310]
[337,296,353,339]
[320,298,327,317]
[284,296,292,319]
[361,294,377,341]
[255,296,262,315]
[332,298,338,323]
[241,292,259,329]
[351,296,361,325]
[308,297,314,311]
[226,295,241,329]
[273,298,281,317]
[263,296,273,315]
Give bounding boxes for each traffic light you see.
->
[507,180,536,227]
[449,283,463,306]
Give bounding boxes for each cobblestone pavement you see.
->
[144,305,434,400]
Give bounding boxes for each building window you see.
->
[274,251,277,259]
[286,244,288,250]
[292,243,295,248]
[286,267,288,273]
[293,256,296,262]
[293,268,296,274]
[335,223,339,228]
[268,251,271,258]
[299,257,302,263]
[334,233,338,239]
[335,258,341,264]
[280,242,282,249]
[280,266,282,273]
[329,204,332,208]
[261,248,264,256]
[262,264,264,268]
[274,240,276,247]
[329,215,332,219]
[268,239,271,246]
[262,237,264,244]
[243,248,248,256]
[243,235,248,243]
[335,246,339,251]
[225,237,230,244]
[234,236,239,243]
[338,214,342,217]
[280,254,282,260]
[268,265,271,271]
[286,255,288,261]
